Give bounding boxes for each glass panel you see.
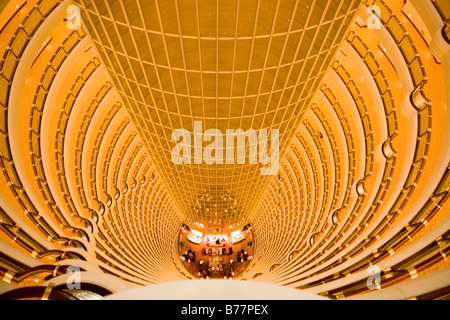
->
[373,0,391,24]
[81,61,96,81]
[390,191,407,213]
[62,182,71,199]
[382,92,394,115]
[352,38,367,58]
[2,51,19,81]
[36,219,58,238]
[364,55,379,75]
[399,37,416,63]
[435,168,450,195]
[51,49,67,70]
[31,107,42,133]
[347,81,359,100]
[337,65,350,84]
[335,104,345,119]
[362,115,371,135]
[38,0,59,17]
[382,159,394,182]
[373,181,387,204]
[365,133,373,154]
[405,165,420,188]
[76,132,85,151]
[63,32,80,53]
[107,103,120,118]
[3,160,21,187]
[418,106,430,136]
[97,85,109,101]
[0,134,12,160]
[41,67,55,91]
[56,150,65,174]
[30,132,41,157]
[10,28,29,57]
[412,198,437,225]
[0,103,6,133]
[414,132,429,162]
[33,156,46,180]
[409,57,425,87]
[385,17,404,43]
[22,9,44,36]
[75,151,82,168]
[71,78,84,96]
[365,154,373,171]
[34,87,47,111]
[342,120,351,137]
[59,112,69,132]
[55,131,64,152]
[64,94,76,115]
[0,76,10,106]
[346,31,356,43]
[386,112,397,137]
[374,72,387,93]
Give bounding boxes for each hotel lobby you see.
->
[0,0,449,301]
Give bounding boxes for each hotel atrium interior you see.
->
[0,0,449,300]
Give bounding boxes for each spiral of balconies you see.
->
[0,0,187,297]
[246,0,450,299]
[0,0,448,300]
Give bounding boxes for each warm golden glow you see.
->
[0,0,449,301]
[74,0,362,231]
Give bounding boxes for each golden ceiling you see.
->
[74,0,362,231]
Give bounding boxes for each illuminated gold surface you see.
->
[74,0,362,231]
[0,0,449,299]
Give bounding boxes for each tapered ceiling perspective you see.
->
[73,0,363,232]
[0,0,449,300]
